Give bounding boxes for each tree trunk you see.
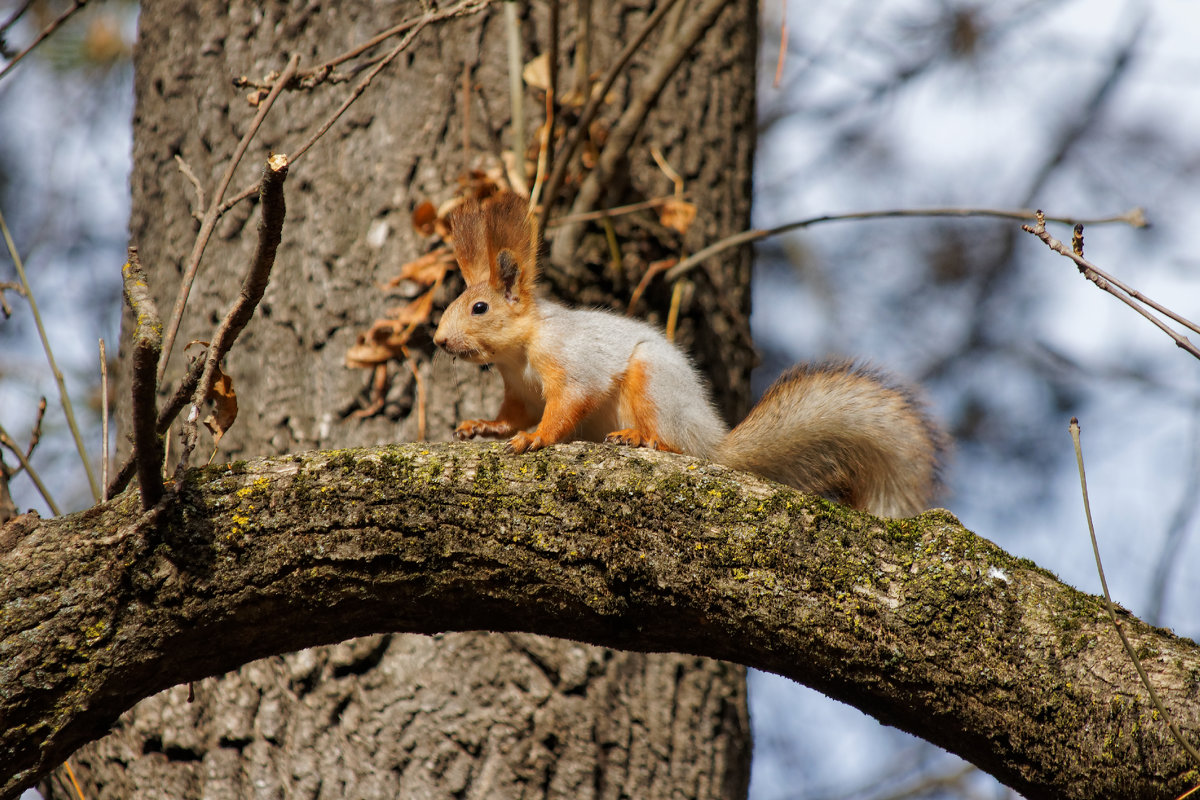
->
[53,1,757,798]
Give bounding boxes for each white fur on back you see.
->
[530,302,728,455]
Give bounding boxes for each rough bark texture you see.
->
[82,1,758,799]
[5,442,1200,800]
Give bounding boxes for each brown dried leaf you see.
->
[390,285,437,327]
[345,320,407,368]
[382,248,454,289]
[412,201,438,236]
[659,199,697,235]
[202,366,238,445]
[523,52,550,91]
[456,168,506,202]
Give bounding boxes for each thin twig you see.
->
[572,0,591,100]
[174,154,207,220]
[772,0,787,89]
[662,205,1148,283]
[1022,211,1200,360]
[0,421,60,516]
[0,0,37,38]
[99,338,109,502]
[504,1,526,189]
[0,0,87,83]
[0,206,99,501]
[24,397,46,462]
[62,760,85,800]
[122,247,165,509]
[105,356,204,499]
[405,355,427,442]
[157,53,301,384]
[537,0,686,232]
[1069,417,1200,768]
[546,0,558,153]
[550,0,734,265]
[294,6,459,84]
[0,280,22,317]
[548,194,679,227]
[175,155,290,483]
[219,0,490,217]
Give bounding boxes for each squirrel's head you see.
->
[432,192,538,364]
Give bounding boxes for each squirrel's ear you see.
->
[496,249,521,302]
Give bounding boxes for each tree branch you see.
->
[120,247,164,509]
[3,442,1198,800]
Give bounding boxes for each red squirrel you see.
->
[432,191,945,518]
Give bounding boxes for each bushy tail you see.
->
[714,362,945,518]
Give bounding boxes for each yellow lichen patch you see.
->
[231,511,251,535]
[236,476,271,499]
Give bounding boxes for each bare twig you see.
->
[61,760,85,800]
[550,0,738,265]
[0,421,60,516]
[0,0,37,39]
[0,0,87,83]
[219,0,490,216]
[1022,211,1200,360]
[99,338,109,501]
[571,0,591,100]
[537,0,686,232]
[662,205,1148,283]
[24,397,46,462]
[548,194,679,227]
[405,355,427,442]
[772,0,787,89]
[122,247,166,509]
[0,280,21,318]
[157,53,301,384]
[294,5,476,85]
[174,154,207,220]
[504,1,526,189]
[1069,417,1200,768]
[104,357,203,499]
[175,155,290,483]
[0,206,99,501]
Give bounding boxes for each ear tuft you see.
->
[497,249,520,299]
[448,199,490,285]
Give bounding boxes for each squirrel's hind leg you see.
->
[605,357,679,453]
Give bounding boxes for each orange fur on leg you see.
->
[606,359,678,452]
[509,355,597,452]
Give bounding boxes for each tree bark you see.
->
[5,442,1200,800]
[73,0,758,798]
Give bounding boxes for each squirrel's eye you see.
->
[471,301,489,315]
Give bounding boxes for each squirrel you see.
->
[432,191,946,518]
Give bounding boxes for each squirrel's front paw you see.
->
[506,431,550,454]
[455,419,511,440]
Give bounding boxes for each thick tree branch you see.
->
[2,442,1199,800]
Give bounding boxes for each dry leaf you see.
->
[412,201,438,236]
[502,150,530,196]
[520,52,549,91]
[523,52,550,91]
[202,366,238,446]
[659,199,697,235]
[390,284,439,327]
[383,248,454,289]
[346,321,406,368]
